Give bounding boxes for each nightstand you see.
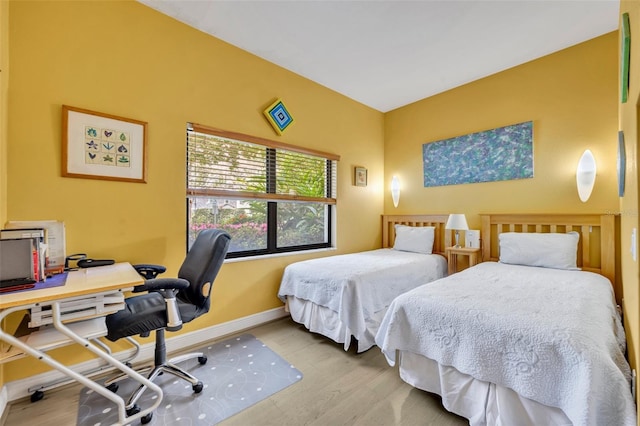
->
[446,246,481,275]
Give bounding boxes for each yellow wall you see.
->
[1,0,7,226]
[4,0,383,381]
[384,33,620,288]
[0,0,9,390]
[620,1,640,412]
[384,33,619,220]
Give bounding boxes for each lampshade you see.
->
[576,149,596,202]
[391,176,400,208]
[445,214,469,230]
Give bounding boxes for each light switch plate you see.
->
[631,228,637,261]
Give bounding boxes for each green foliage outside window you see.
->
[187,128,335,255]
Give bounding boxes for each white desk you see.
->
[0,263,162,425]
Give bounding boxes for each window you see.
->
[186,124,339,258]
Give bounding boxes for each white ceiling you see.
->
[138,0,620,112]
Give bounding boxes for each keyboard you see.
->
[0,277,37,293]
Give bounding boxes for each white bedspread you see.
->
[278,248,446,348]
[376,262,636,426]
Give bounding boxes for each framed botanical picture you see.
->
[62,105,147,183]
[354,166,367,187]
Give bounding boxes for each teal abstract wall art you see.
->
[422,121,533,187]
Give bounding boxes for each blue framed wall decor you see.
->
[423,121,533,187]
[263,98,294,135]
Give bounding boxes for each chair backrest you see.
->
[178,229,231,309]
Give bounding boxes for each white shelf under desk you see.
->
[0,317,108,363]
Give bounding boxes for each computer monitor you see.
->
[0,238,35,283]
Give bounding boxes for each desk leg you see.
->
[0,304,162,426]
[50,302,162,424]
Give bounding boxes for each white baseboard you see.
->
[3,306,287,403]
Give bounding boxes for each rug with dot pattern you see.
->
[76,334,303,425]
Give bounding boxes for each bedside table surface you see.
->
[445,246,481,254]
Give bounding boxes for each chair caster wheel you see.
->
[141,412,153,424]
[30,390,44,403]
[193,381,204,393]
[198,355,207,365]
[106,383,119,393]
[126,404,140,417]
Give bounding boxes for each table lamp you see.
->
[446,214,469,247]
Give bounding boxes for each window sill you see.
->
[223,247,337,263]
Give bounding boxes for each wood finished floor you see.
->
[1,317,467,425]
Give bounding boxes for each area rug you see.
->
[76,334,303,425]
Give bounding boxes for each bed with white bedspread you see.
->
[278,214,451,352]
[375,213,637,425]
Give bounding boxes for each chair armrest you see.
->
[133,264,167,280]
[135,277,189,292]
[132,278,190,331]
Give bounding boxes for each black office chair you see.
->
[104,229,231,424]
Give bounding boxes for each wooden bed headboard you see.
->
[481,214,617,285]
[381,214,452,256]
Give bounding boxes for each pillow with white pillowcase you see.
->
[393,225,435,255]
[499,231,580,270]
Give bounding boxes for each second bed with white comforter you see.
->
[376,261,636,425]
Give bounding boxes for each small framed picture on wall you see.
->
[62,105,147,183]
[354,167,367,187]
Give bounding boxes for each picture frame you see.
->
[618,130,626,197]
[62,105,147,183]
[354,166,367,187]
[621,13,631,104]
[423,121,533,187]
[263,98,294,135]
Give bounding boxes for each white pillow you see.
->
[393,225,435,254]
[499,231,580,270]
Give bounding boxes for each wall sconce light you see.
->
[445,214,469,247]
[391,176,400,207]
[576,149,596,202]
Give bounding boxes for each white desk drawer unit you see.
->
[0,288,130,364]
[28,290,128,327]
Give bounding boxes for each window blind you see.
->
[187,124,338,204]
